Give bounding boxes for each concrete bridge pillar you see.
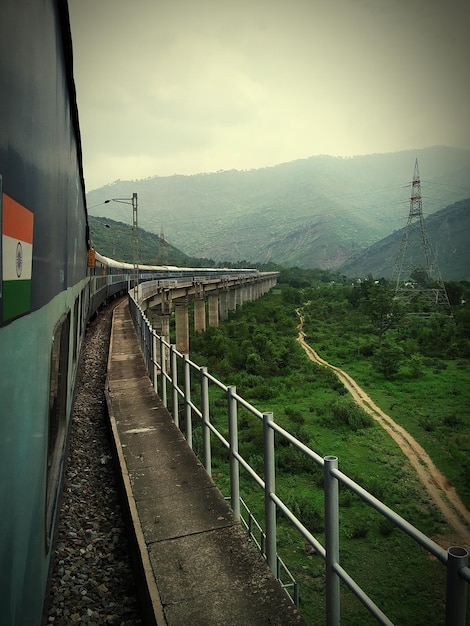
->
[242,284,251,304]
[152,313,170,341]
[228,288,237,312]
[150,313,170,369]
[241,284,249,305]
[160,289,173,316]
[237,285,245,306]
[161,314,170,342]
[208,293,219,327]
[175,299,189,354]
[236,286,243,308]
[219,291,229,321]
[194,297,206,332]
[260,279,269,296]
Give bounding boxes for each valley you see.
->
[86,146,470,276]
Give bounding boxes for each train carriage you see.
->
[0,3,260,624]
[0,1,90,624]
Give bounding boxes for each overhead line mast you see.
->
[392,159,452,316]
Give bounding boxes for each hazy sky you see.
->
[69,0,470,191]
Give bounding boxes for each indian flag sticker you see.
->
[2,193,34,322]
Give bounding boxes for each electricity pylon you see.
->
[156,225,168,266]
[392,159,452,316]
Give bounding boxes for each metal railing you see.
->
[128,291,469,626]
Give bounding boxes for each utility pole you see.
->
[131,192,139,292]
[108,193,140,293]
[392,160,452,316]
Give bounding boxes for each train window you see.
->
[45,311,70,551]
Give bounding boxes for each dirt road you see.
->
[296,318,470,550]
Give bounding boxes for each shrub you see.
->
[364,476,386,500]
[373,338,404,378]
[332,379,348,395]
[276,446,314,474]
[408,354,425,379]
[285,407,305,424]
[418,415,437,432]
[378,517,395,537]
[441,414,462,428]
[360,341,376,357]
[247,454,264,475]
[344,518,369,539]
[339,488,353,508]
[251,383,277,401]
[283,490,324,533]
[329,399,374,431]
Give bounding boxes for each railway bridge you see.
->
[106,289,306,626]
[139,272,278,354]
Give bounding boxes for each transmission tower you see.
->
[156,225,168,265]
[392,159,452,315]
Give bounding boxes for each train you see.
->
[89,250,258,313]
[0,2,256,624]
[88,249,257,315]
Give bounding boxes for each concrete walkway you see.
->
[105,299,307,625]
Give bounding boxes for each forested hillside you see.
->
[89,216,215,267]
[86,146,470,270]
[338,198,470,281]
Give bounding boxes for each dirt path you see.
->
[296,315,470,550]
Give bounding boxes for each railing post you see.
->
[293,582,299,608]
[147,321,153,375]
[227,385,240,519]
[152,331,158,395]
[145,320,152,381]
[183,354,192,448]
[324,455,340,626]
[263,411,277,576]
[446,546,468,626]
[170,344,179,427]
[200,366,211,476]
[142,317,146,360]
[140,317,146,362]
[160,337,167,408]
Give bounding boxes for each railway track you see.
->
[46,301,143,625]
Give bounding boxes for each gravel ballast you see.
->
[46,301,143,625]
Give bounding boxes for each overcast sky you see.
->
[69,0,470,191]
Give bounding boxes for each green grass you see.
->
[185,287,470,625]
[306,342,470,512]
[207,425,452,624]
[194,370,457,624]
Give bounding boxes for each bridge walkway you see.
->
[105,299,307,626]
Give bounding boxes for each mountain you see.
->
[88,216,214,267]
[337,198,470,281]
[85,146,470,269]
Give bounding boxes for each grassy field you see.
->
[190,364,462,626]
[203,385,454,624]
[303,313,470,513]
[188,287,470,624]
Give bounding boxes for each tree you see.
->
[363,284,403,345]
[444,281,463,306]
[281,286,304,305]
[373,336,404,378]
